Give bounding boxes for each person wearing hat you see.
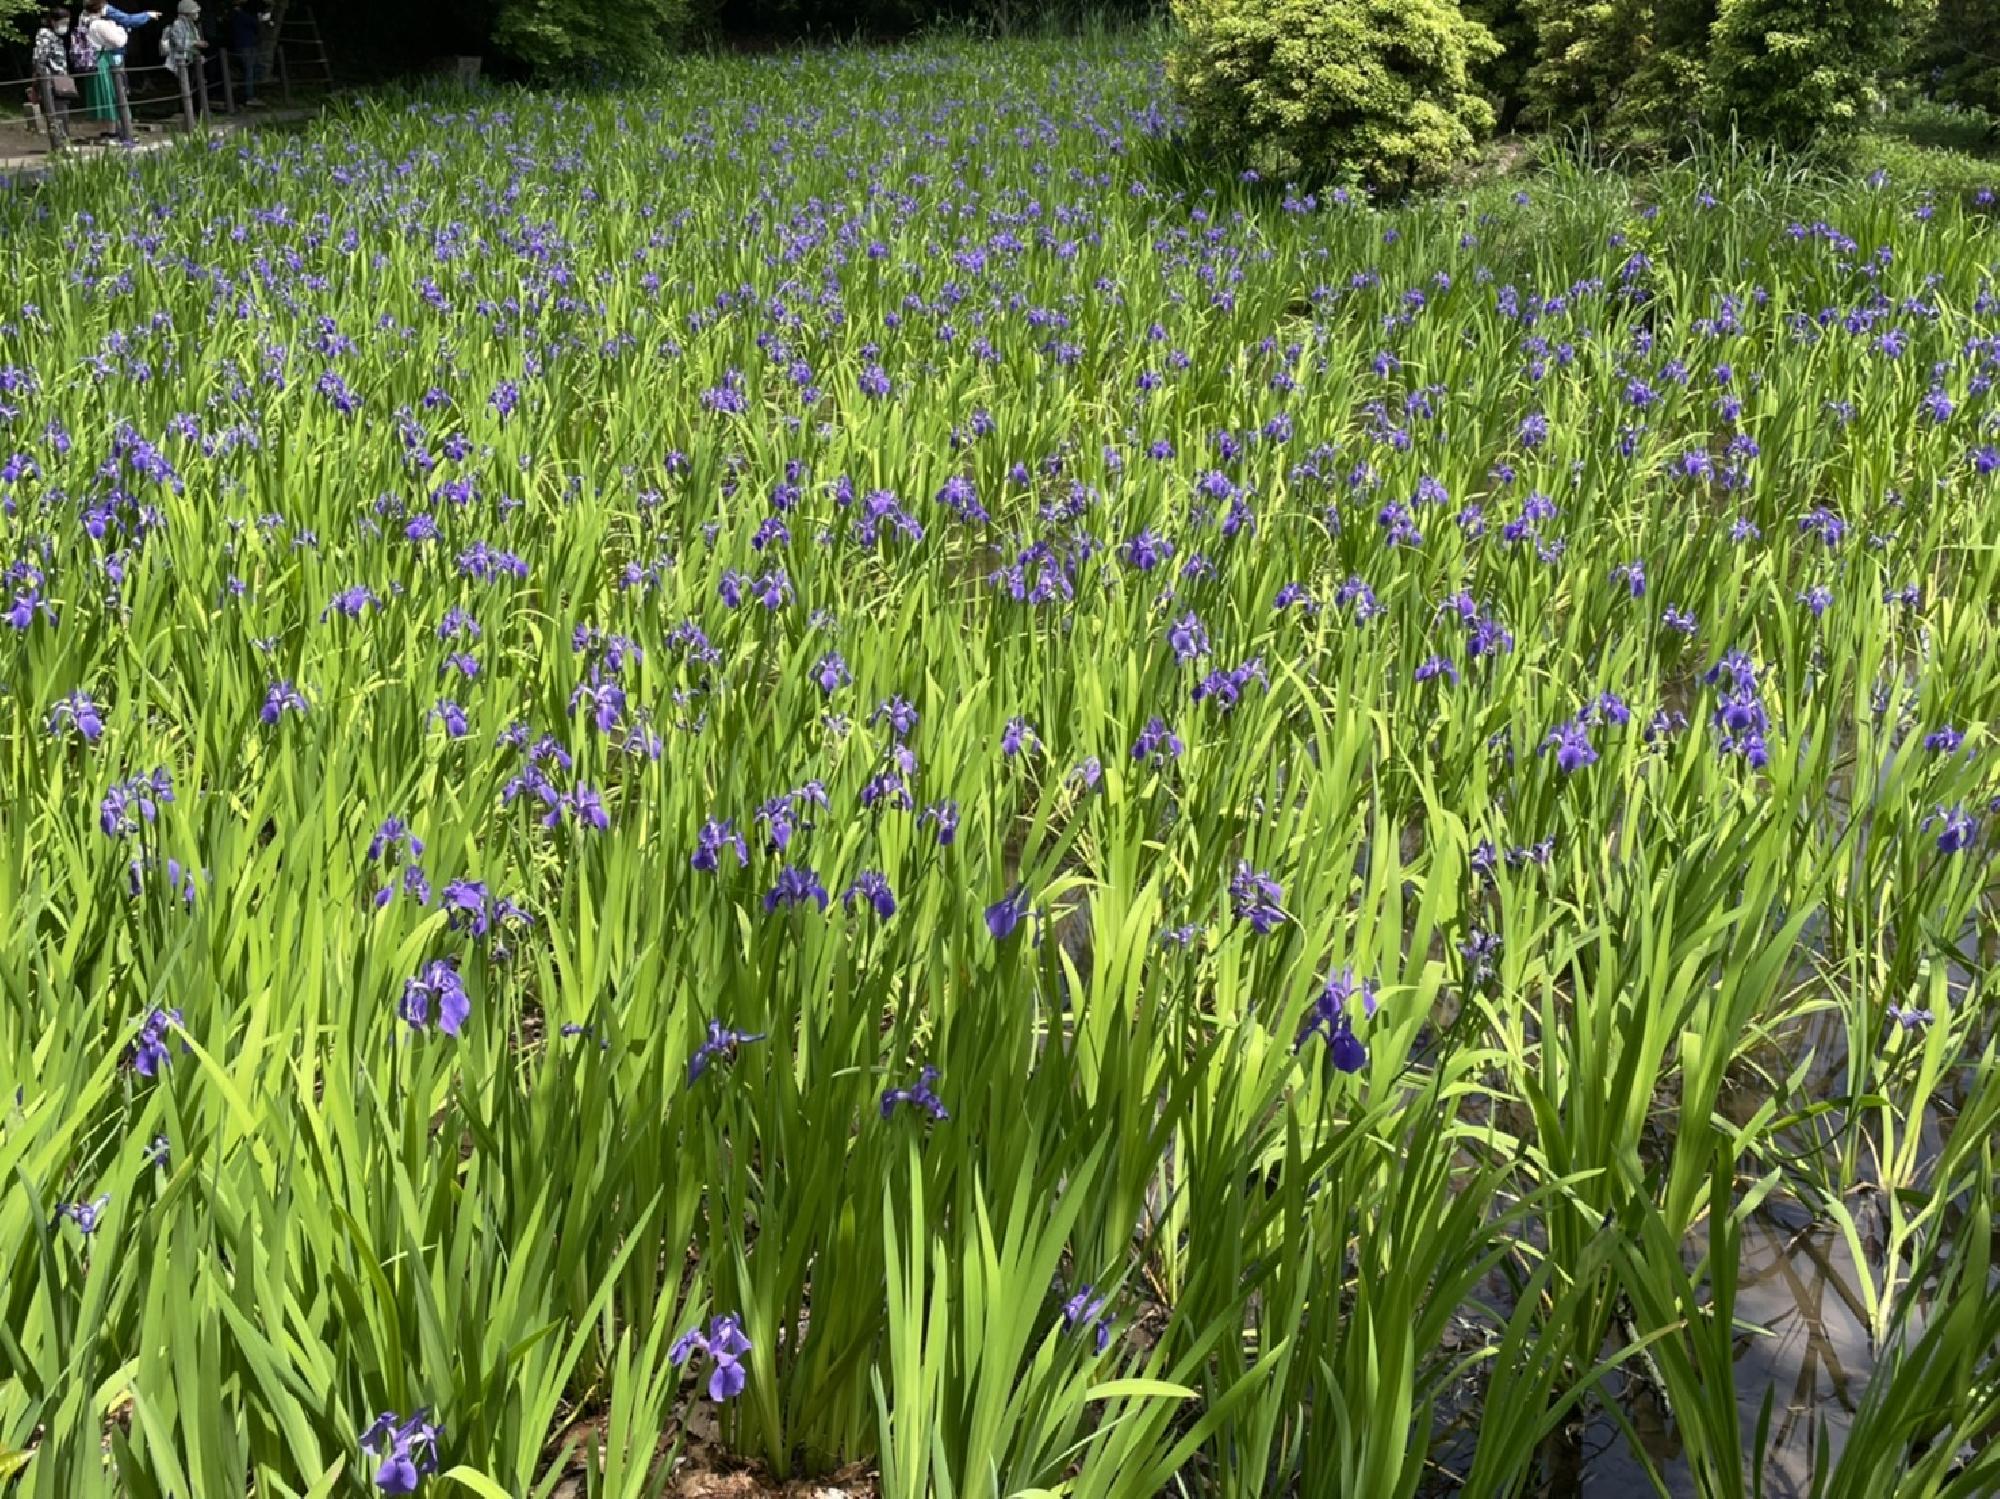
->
[162,0,207,86]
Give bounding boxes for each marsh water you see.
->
[1581,1206,1878,1496]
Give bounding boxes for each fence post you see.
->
[38,74,65,153]
[176,63,196,131]
[111,61,134,143]
[218,48,235,113]
[276,41,292,106]
[196,54,211,119]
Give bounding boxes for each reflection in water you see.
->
[1584,1202,1892,1497]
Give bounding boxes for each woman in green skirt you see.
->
[67,14,110,121]
[75,2,162,125]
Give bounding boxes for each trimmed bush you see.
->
[1707,0,1909,145]
[1169,0,1501,192]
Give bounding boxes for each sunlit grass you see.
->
[0,35,1997,1498]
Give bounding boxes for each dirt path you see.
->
[0,103,316,178]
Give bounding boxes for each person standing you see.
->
[162,1,207,88]
[32,6,76,147]
[67,5,107,122]
[78,0,162,126]
[224,0,270,109]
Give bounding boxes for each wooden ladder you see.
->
[276,2,337,95]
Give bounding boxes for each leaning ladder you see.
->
[277,3,336,94]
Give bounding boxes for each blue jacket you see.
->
[94,6,156,62]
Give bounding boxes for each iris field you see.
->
[2,34,1999,1499]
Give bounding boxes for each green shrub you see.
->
[1707,0,1909,145]
[1916,0,2000,122]
[1168,0,1501,192]
[491,0,692,78]
[1522,0,1713,146]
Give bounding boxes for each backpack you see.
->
[69,25,99,69]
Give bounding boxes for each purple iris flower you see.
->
[670,1314,753,1402]
[100,768,174,837]
[1335,575,1383,621]
[1193,658,1266,713]
[55,1194,110,1235]
[376,864,432,909]
[47,690,104,743]
[125,1007,183,1078]
[1459,928,1502,984]
[986,885,1031,940]
[563,784,609,831]
[358,1409,440,1495]
[842,870,897,919]
[813,651,852,694]
[1470,840,1498,880]
[399,959,470,1036]
[1130,716,1183,766]
[1799,507,1847,547]
[1166,611,1210,663]
[3,583,49,632]
[368,817,425,862]
[1060,1284,1116,1354]
[321,584,380,621]
[764,865,829,913]
[1229,861,1287,934]
[1506,836,1557,868]
[936,474,989,524]
[1927,805,1978,854]
[687,1020,767,1085]
[871,695,919,739]
[1122,529,1173,571]
[431,699,470,738]
[441,879,494,936]
[1296,967,1378,1073]
[1705,652,1772,767]
[756,783,828,851]
[691,818,749,872]
[881,1065,950,1121]
[570,672,626,733]
[1543,719,1597,774]
[919,799,960,846]
[260,681,308,725]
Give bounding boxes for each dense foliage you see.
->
[1708,0,1911,145]
[489,0,693,78]
[1461,0,1535,123]
[3,34,2000,1499]
[1520,0,1912,148]
[1917,0,2000,123]
[1522,0,1713,143]
[1168,0,1500,190]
